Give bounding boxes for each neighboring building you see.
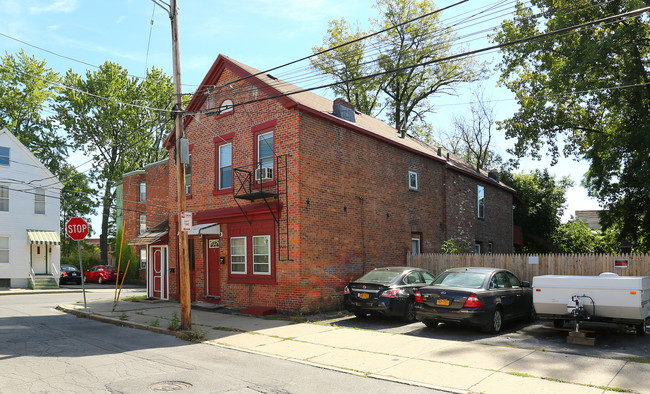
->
[116,159,170,289]
[121,55,517,311]
[0,128,62,288]
[574,210,603,231]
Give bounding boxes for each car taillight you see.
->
[62,272,68,276]
[381,289,400,298]
[415,290,423,303]
[463,294,483,308]
[344,286,350,295]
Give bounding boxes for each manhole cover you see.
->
[148,381,193,392]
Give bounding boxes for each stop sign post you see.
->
[66,217,89,308]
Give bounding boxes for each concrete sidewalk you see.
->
[57,297,649,394]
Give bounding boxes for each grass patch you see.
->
[624,356,650,363]
[150,318,160,327]
[119,312,128,321]
[122,295,147,302]
[507,372,535,378]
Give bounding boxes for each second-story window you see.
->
[219,143,232,189]
[477,185,485,219]
[0,184,8,212]
[139,182,146,202]
[34,188,45,214]
[185,154,192,195]
[409,171,418,190]
[0,146,9,166]
[139,214,146,234]
[258,131,274,170]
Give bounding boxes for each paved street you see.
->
[0,289,440,393]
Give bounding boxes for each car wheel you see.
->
[483,308,503,334]
[423,319,439,328]
[526,304,537,322]
[354,312,367,318]
[402,301,417,323]
[98,276,103,284]
[553,319,565,329]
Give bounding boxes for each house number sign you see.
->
[208,239,220,248]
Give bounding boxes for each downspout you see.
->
[357,196,366,274]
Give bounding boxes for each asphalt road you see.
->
[0,290,441,394]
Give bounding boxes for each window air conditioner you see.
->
[255,167,273,182]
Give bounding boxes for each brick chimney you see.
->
[332,98,356,123]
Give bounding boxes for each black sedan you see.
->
[414,267,535,333]
[344,267,436,322]
[60,265,82,285]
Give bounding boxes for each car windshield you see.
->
[431,272,486,289]
[357,270,401,283]
[103,266,115,271]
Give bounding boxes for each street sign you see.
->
[180,211,192,232]
[66,217,89,241]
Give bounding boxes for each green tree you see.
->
[552,219,597,253]
[59,163,97,257]
[0,50,68,173]
[312,0,486,136]
[493,1,650,250]
[440,238,474,254]
[501,169,573,252]
[54,62,173,264]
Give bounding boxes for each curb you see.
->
[0,289,83,296]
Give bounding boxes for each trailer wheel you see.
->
[553,319,564,329]
[635,319,647,336]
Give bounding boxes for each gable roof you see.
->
[169,55,515,195]
[0,128,63,190]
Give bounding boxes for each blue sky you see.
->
[0,0,599,233]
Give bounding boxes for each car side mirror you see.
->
[521,281,530,288]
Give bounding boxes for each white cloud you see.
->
[116,15,126,24]
[29,0,79,14]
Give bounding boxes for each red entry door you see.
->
[151,246,167,299]
[206,238,221,297]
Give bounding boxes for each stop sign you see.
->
[66,217,89,241]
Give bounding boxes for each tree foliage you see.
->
[440,238,474,254]
[443,86,502,170]
[500,169,573,252]
[0,50,68,173]
[54,62,174,263]
[493,0,650,249]
[312,0,486,135]
[553,219,622,254]
[59,163,97,257]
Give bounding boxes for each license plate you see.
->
[436,299,450,306]
[71,273,77,276]
[359,293,369,299]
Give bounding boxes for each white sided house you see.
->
[0,128,63,289]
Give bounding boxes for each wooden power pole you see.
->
[168,0,191,330]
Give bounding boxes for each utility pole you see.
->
[166,0,191,330]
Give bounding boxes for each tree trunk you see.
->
[99,180,113,264]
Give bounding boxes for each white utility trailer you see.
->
[533,272,650,335]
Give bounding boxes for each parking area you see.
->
[321,313,650,360]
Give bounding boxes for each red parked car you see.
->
[83,265,124,284]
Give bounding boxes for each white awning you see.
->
[27,230,61,245]
[188,223,220,236]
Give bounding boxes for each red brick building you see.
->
[121,55,517,312]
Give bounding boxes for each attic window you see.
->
[219,99,233,114]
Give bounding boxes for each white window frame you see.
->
[230,237,247,274]
[139,248,147,270]
[257,131,274,170]
[185,153,192,195]
[139,214,146,234]
[252,235,271,275]
[0,184,8,212]
[411,234,421,255]
[34,188,45,215]
[0,146,9,166]
[477,185,485,219]
[219,99,233,114]
[488,242,493,255]
[0,235,8,264]
[475,243,481,254]
[139,182,146,202]
[219,143,232,190]
[408,171,418,190]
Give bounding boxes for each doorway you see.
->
[205,238,221,298]
[149,245,168,299]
